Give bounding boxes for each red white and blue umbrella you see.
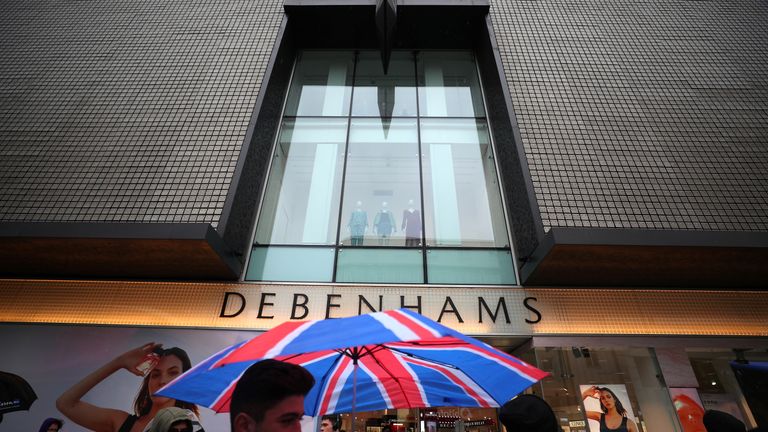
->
[158,309,547,416]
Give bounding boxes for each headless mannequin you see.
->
[374,201,396,246]
[348,201,368,246]
[402,199,421,247]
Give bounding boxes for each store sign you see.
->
[217,285,541,335]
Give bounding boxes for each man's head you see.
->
[499,395,561,432]
[230,359,316,432]
[147,407,200,432]
[320,415,340,432]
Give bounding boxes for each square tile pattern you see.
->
[2,0,766,233]
[0,0,284,226]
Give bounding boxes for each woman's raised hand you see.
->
[113,342,162,376]
[582,385,599,399]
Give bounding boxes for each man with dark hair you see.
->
[320,415,341,432]
[230,359,315,432]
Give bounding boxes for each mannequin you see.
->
[373,201,396,246]
[401,199,421,247]
[347,201,368,246]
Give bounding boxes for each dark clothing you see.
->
[401,209,421,243]
[600,414,629,432]
[118,414,138,432]
[499,395,561,432]
[374,210,395,236]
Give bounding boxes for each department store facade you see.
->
[1,0,767,431]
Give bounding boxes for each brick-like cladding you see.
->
[0,0,283,224]
[490,0,768,231]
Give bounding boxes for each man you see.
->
[147,407,204,432]
[230,359,316,432]
[499,394,562,432]
[320,415,341,432]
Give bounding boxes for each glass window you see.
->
[417,51,485,118]
[247,246,334,282]
[339,118,421,247]
[336,248,423,283]
[427,249,515,285]
[285,51,354,117]
[254,118,347,245]
[249,50,516,284]
[535,347,680,432]
[352,51,417,117]
[421,119,509,247]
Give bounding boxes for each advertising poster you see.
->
[579,384,638,432]
[0,323,259,431]
[669,388,706,432]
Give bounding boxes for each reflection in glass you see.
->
[421,119,509,247]
[255,118,347,245]
[427,249,515,284]
[339,119,421,247]
[417,51,485,117]
[247,246,334,282]
[336,248,423,283]
[352,51,417,117]
[285,51,354,117]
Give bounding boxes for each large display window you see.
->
[249,50,516,285]
[532,347,680,432]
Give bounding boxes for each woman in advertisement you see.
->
[582,386,639,432]
[57,343,198,432]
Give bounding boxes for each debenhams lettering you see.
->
[219,292,542,324]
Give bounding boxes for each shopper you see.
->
[147,407,204,432]
[229,359,315,432]
[499,394,561,432]
[38,418,64,432]
[703,410,746,432]
[320,416,341,432]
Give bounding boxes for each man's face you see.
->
[169,420,193,432]
[234,395,305,432]
[320,420,333,432]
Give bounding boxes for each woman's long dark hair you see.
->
[597,386,627,416]
[133,347,199,417]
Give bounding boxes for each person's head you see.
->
[135,347,198,417]
[230,359,315,432]
[147,407,200,432]
[596,387,627,416]
[320,415,341,432]
[703,410,746,432]
[499,395,561,432]
[38,418,64,432]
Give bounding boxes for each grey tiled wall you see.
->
[490,0,768,231]
[0,0,284,225]
[3,0,767,235]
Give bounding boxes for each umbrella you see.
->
[158,309,547,419]
[0,371,38,415]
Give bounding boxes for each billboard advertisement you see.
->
[0,324,259,431]
[579,384,639,432]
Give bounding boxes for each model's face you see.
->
[148,355,183,402]
[234,395,305,432]
[599,390,615,410]
[320,420,333,432]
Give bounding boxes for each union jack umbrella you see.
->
[157,309,547,417]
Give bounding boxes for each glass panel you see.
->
[427,249,516,285]
[421,119,509,247]
[417,51,485,118]
[352,51,417,117]
[285,51,354,117]
[336,248,423,283]
[254,118,347,245]
[339,119,421,247]
[536,347,681,432]
[246,246,334,282]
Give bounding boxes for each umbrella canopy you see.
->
[0,371,37,415]
[158,309,547,416]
